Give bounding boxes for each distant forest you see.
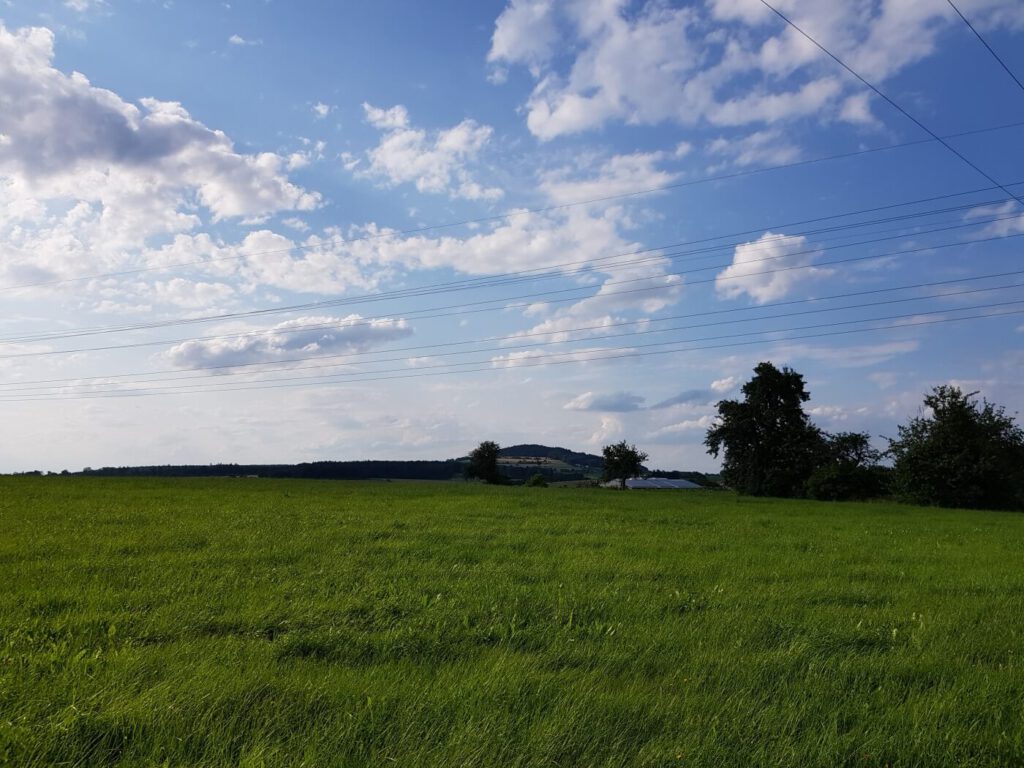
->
[21,444,715,485]
[74,461,593,482]
[77,460,471,482]
[70,445,597,483]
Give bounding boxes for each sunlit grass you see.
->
[1,477,1021,766]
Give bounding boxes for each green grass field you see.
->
[1,477,1021,767]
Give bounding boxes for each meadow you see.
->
[0,477,1021,767]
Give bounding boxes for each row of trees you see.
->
[705,362,1024,510]
[466,362,1024,510]
[466,439,648,489]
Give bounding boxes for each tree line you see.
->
[465,439,651,488]
[77,460,467,481]
[705,362,1024,510]
[466,361,1024,511]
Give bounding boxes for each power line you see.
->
[2,307,1019,403]
[0,194,990,346]
[3,206,1022,357]
[7,182,1019,345]
[3,121,1024,296]
[759,0,1024,206]
[8,302,1020,396]
[6,280,1021,395]
[6,268,1021,390]
[946,0,1024,94]
[8,187,1017,347]
[104,299,1024,392]
[6,13,1022,414]
[4,210,1019,360]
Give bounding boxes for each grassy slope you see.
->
[0,477,1021,767]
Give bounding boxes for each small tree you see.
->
[704,362,825,497]
[466,440,503,485]
[602,441,648,490]
[887,386,1024,510]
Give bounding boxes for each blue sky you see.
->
[1,0,1023,471]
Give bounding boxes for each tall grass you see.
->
[0,477,1021,766]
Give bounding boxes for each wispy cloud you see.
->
[564,390,645,412]
[228,34,262,46]
[539,151,677,205]
[64,0,106,11]
[650,389,715,410]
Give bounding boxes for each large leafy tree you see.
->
[887,386,1024,510]
[466,441,503,485]
[601,441,649,490]
[704,362,825,497]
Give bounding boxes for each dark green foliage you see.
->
[805,432,887,501]
[80,459,466,480]
[466,440,503,484]
[705,362,825,497]
[804,463,890,501]
[600,441,648,489]
[823,431,880,469]
[77,447,595,483]
[492,465,588,483]
[527,473,548,487]
[887,385,1024,510]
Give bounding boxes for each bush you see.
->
[805,464,889,501]
[527,473,548,487]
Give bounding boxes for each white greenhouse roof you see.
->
[625,477,702,489]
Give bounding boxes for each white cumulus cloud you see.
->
[715,231,827,304]
[711,375,738,393]
[355,103,503,201]
[488,0,1024,140]
[487,0,558,75]
[0,22,320,292]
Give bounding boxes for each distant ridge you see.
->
[497,444,604,470]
